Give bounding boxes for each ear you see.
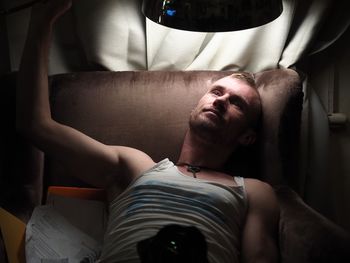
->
[238,129,256,146]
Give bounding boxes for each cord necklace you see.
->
[176,162,206,178]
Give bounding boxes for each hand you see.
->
[31,0,72,26]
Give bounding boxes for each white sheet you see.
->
[5,0,349,73]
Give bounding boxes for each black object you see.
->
[142,0,283,32]
[137,224,209,263]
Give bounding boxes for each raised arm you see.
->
[241,179,280,263]
[16,0,154,195]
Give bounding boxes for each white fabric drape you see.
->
[67,0,349,72]
[4,0,349,73]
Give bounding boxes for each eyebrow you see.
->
[208,85,225,94]
[209,85,223,91]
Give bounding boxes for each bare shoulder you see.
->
[244,178,275,196]
[243,178,280,216]
[112,146,156,179]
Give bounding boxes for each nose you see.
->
[213,94,229,112]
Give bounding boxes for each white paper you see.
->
[25,205,102,263]
[46,194,107,242]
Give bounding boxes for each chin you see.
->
[190,119,224,144]
[190,115,215,130]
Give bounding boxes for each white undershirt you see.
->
[98,159,247,263]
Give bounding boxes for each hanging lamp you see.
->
[142,0,283,32]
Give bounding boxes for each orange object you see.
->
[47,186,106,202]
[0,208,26,263]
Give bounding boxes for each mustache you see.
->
[203,105,226,116]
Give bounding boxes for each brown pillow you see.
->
[255,69,303,187]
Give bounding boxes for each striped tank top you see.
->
[98,158,247,263]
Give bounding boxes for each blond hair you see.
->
[229,72,256,88]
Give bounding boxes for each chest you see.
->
[176,166,239,187]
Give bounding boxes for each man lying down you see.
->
[16,0,280,262]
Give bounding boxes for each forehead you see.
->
[208,76,257,99]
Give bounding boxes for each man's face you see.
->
[189,76,261,146]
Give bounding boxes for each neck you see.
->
[177,130,234,170]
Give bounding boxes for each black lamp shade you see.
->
[142,0,283,32]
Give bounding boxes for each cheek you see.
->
[227,110,248,129]
[190,106,202,122]
[193,98,209,114]
[199,95,214,105]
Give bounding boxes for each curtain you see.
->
[4,0,349,73]
[63,0,349,73]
